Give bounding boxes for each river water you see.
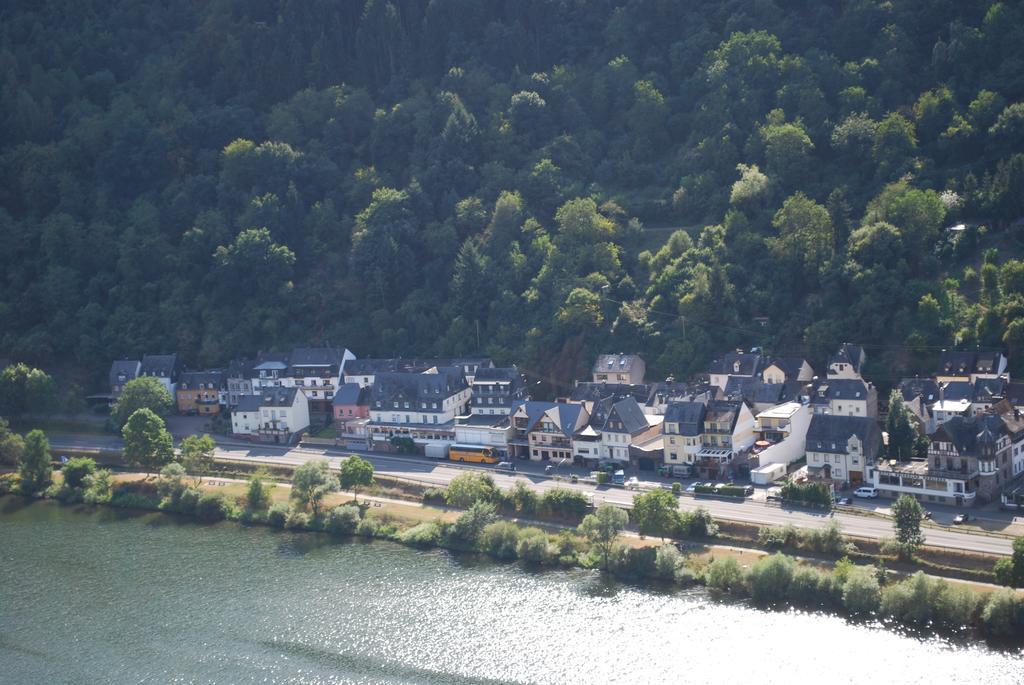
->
[1,497,1022,684]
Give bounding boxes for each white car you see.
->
[853,486,878,499]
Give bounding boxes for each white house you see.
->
[761,357,814,385]
[139,354,179,395]
[805,414,882,485]
[827,343,866,380]
[753,401,811,467]
[591,354,646,385]
[231,386,310,445]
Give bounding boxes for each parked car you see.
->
[626,476,640,490]
[685,482,699,493]
[923,510,932,520]
[544,464,554,474]
[953,513,969,524]
[853,486,878,499]
[836,497,851,505]
[496,461,515,471]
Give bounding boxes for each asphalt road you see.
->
[47,434,1015,556]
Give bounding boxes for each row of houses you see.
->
[105,345,1024,507]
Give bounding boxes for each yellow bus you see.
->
[449,444,498,464]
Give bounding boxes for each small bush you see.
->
[479,521,521,559]
[422,487,447,505]
[506,480,538,515]
[195,492,228,522]
[61,457,97,489]
[747,553,796,606]
[679,507,718,538]
[356,516,382,537]
[445,472,498,508]
[780,481,832,507]
[0,473,21,495]
[757,524,799,550]
[285,510,310,530]
[449,501,497,546]
[842,566,881,615]
[399,522,443,548]
[82,469,113,504]
[108,492,158,510]
[788,566,833,609]
[654,544,684,581]
[705,557,744,593]
[554,530,581,566]
[800,520,851,556]
[325,505,361,536]
[517,528,553,564]
[540,488,590,520]
[267,503,289,528]
[671,482,682,495]
[980,588,1024,638]
[880,572,976,627]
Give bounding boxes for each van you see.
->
[853,486,878,499]
[612,470,625,486]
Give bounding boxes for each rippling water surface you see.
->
[1,497,1022,684]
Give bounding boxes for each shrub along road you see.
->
[46,434,1015,556]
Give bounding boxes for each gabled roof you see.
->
[765,357,811,379]
[345,358,403,375]
[898,377,940,404]
[332,382,370,406]
[177,370,225,390]
[828,343,864,373]
[664,401,707,436]
[936,350,1006,376]
[256,386,302,408]
[931,414,1007,455]
[810,378,871,404]
[569,381,651,404]
[806,414,882,457]
[709,352,764,377]
[592,354,644,375]
[253,351,290,371]
[723,377,785,406]
[235,395,262,412]
[289,347,346,367]
[939,380,973,402]
[371,368,468,406]
[511,400,587,438]
[109,360,140,386]
[140,354,177,377]
[602,398,649,435]
[705,400,743,432]
[226,358,255,379]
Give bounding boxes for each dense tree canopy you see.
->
[2,0,1024,393]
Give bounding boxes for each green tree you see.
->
[0,363,55,417]
[0,418,25,465]
[450,500,498,547]
[121,408,174,474]
[339,455,375,502]
[767,192,834,280]
[246,470,272,511]
[180,434,216,483]
[290,459,337,516]
[632,488,682,540]
[993,537,1024,587]
[578,504,628,570]
[885,390,918,461]
[842,565,881,615]
[445,472,497,508]
[112,376,173,427]
[891,494,925,558]
[61,456,96,489]
[18,429,52,494]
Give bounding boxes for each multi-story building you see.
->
[470,366,528,416]
[231,387,310,445]
[663,398,755,479]
[827,343,866,380]
[595,397,661,465]
[805,414,882,486]
[752,401,812,467]
[934,350,1008,385]
[708,351,765,391]
[761,357,814,384]
[663,400,707,472]
[868,413,1011,506]
[285,347,356,414]
[508,401,590,462]
[332,382,371,425]
[591,354,646,385]
[368,368,471,447]
[139,354,179,395]
[225,358,255,407]
[176,370,225,415]
[807,378,877,418]
[108,360,141,401]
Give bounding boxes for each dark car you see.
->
[836,497,851,505]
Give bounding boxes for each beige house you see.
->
[592,354,646,385]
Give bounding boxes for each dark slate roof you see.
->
[972,377,1007,404]
[722,377,786,406]
[226,358,255,379]
[602,398,649,435]
[931,414,1007,455]
[939,380,973,402]
[898,378,940,404]
[473,366,521,383]
[109,360,140,387]
[709,352,764,377]
[256,386,301,408]
[569,381,651,404]
[593,354,644,374]
[810,379,871,405]
[705,400,743,431]
[828,343,864,373]
[1005,382,1024,407]
[371,368,467,408]
[140,354,178,378]
[766,357,810,380]
[511,400,586,438]
[806,414,882,457]
[458,414,511,428]
[177,370,225,390]
[332,382,368,406]
[288,347,350,373]
[664,401,707,436]
[936,350,1005,377]
[644,379,709,407]
[975,351,1004,374]
[235,395,262,412]
[345,358,403,375]
[253,351,290,371]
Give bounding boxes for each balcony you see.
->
[257,422,291,435]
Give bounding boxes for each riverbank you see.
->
[3,464,1024,645]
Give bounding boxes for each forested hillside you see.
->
[3,0,1024,392]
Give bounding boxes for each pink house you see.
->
[332,382,370,424]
